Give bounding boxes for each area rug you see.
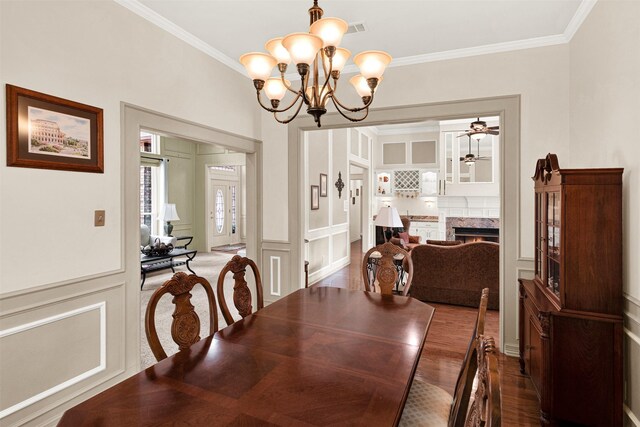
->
[140,251,246,369]
[210,243,246,253]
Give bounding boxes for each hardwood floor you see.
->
[315,240,541,425]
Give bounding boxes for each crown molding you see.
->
[375,125,441,136]
[564,0,598,41]
[115,0,596,79]
[113,0,246,76]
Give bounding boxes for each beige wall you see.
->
[568,1,640,423]
[0,1,259,424]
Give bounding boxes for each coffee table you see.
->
[140,248,197,289]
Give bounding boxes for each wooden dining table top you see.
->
[59,286,435,426]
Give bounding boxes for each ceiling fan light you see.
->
[349,74,383,98]
[264,78,290,101]
[471,132,486,141]
[282,33,323,66]
[265,37,291,65]
[324,47,351,73]
[465,159,476,166]
[309,17,348,48]
[239,52,277,81]
[353,50,392,79]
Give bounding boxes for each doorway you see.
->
[208,176,242,249]
[288,95,522,356]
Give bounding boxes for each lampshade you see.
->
[239,52,277,81]
[324,47,351,73]
[265,37,291,65]
[309,17,348,48]
[349,74,383,98]
[374,206,403,228]
[353,50,392,79]
[282,33,323,66]
[264,77,290,101]
[161,203,180,222]
[471,132,486,141]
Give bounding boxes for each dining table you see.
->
[58,286,435,426]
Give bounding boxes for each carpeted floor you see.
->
[140,251,244,369]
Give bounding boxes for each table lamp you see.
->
[161,203,180,236]
[374,206,403,242]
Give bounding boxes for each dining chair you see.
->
[399,288,490,427]
[145,272,218,362]
[466,335,502,427]
[362,241,413,296]
[216,255,264,326]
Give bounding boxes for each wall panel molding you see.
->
[0,303,106,419]
[269,256,281,297]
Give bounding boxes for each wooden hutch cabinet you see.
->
[519,154,623,426]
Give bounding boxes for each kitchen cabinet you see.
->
[411,221,439,242]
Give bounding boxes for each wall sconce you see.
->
[334,172,344,198]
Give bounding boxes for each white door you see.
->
[209,180,240,248]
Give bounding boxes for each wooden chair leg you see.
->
[304,261,309,288]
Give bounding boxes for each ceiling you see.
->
[125,0,593,76]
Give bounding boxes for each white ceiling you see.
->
[123,0,594,76]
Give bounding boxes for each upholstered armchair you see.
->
[389,216,421,250]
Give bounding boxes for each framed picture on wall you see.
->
[319,173,328,197]
[6,84,104,173]
[356,188,359,196]
[311,185,320,210]
[352,197,356,205]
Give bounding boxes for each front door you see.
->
[209,180,240,249]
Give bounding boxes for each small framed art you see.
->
[320,173,328,197]
[6,84,104,173]
[311,185,320,210]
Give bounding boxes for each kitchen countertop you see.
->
[373,215,439,223]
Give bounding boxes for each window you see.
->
[215,189,224,233]
[139,132,164,234]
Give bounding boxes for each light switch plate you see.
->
[94,210,105,226]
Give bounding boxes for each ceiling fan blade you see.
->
[459,157,465,161]
[487,130,500,135]
[487,126,499,130]
[457,132,471,138]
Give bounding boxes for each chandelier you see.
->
[239,0,392,127]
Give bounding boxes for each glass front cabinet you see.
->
[519,154,624,426]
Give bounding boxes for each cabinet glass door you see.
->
[546,191,561,296]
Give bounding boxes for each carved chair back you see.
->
[448,288,490,427]
[217,255,264,326]
[465,335,502,427]
[144,272,219,362]
[362,242,413,296]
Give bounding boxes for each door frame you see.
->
[123,103,262,372]
[288,95,527,356]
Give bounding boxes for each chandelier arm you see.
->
[319,77,336,106]
[331,91,375,113]
[330,96,370,122]
[256,90,304,113]
[280,73,299,96]
[318,58,333,106]
[273,98,305,124]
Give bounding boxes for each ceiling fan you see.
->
[457,117,499,141]
[459,135,491,166]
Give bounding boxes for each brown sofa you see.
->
[408,241,499,309]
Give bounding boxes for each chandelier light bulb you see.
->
[324,47,351,73]
[309,17,348,48]
[353,50,392,79]
[349,74,383,98]
[282,33,323,66]
[239,52,277,81]
[264,78,290,101]
[265,37,291,65]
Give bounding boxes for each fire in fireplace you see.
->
[453,226,499,243]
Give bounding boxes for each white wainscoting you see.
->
[261,241,291,304]
[0,277,126,426]
[307,223,351,285]
[624,293,640,426]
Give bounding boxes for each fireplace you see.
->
[453,226,499,243]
